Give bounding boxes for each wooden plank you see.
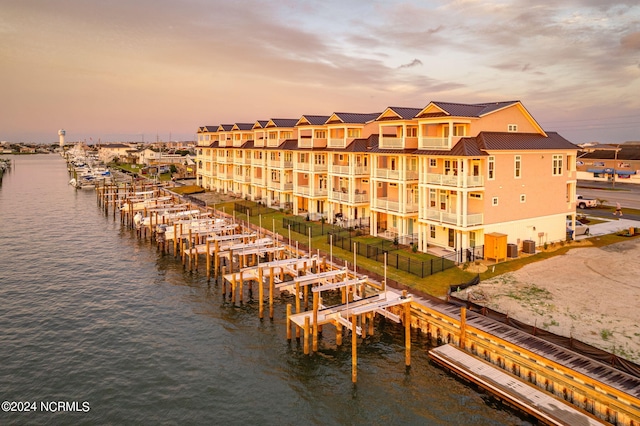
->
[429,344,604,426]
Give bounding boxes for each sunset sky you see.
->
[1,0,639,144]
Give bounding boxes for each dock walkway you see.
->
[429,344,604,426]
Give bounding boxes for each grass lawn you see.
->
[204,200,640,299]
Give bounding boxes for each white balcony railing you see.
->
[419,137,449,150]
[295,186,328,197]
[379,137,404,149]
[296,163,311,171]
[423,173,484,188]
[423,210,483,226]
[373,169,418,180]
[372,198,418,213]
[328,138,346,148]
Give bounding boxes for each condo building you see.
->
[196,100,578,253]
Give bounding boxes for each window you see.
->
[281,131,293,139]
[469,193,482,199]
[429,158,436,168]
[515,155,521,178]
[470,231,476,247]
[430,225,436,239]
[488,156,495,180]
[406,127,417,137]
[315,130,326,139]
[520,194,526,203]
[430,189,436,207]
[553,154,563,176]
[347,128,361,138]
[508,124,518,132]
[492,197,499,206]
[314,154,325,165]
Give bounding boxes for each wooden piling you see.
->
[352,314,357,383]
[286,304,292,340]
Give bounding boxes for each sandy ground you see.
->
[457,238,640,363]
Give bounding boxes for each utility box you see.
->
[485,232,507,263]
[507,243,518,258]
[522,240,536,254]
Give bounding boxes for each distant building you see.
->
[577,143,640,183]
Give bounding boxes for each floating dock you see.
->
[429,344,604,426]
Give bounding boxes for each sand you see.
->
[457,238,640,363]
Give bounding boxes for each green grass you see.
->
[201,199,640,299]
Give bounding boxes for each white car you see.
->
[567,220,590,237]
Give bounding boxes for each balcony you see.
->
[298,137,313,149]
[331,165,369,176]
[236,173,251,183]
[423,210,483,227]
[294,186,328,197]
[295,162,328,173]
[329,190,369,204]
[328,138,346,148]
[372,198,418,214]
[419,137,449,150]
[268,159,294,169]
[251,157,264,166]
[373,169,419,180]
[378,137,404,149]
[423,173,484,188]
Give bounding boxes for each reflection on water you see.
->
[0,155,530,425]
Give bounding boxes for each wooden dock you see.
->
[429,344,604,425]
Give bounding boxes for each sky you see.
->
[1,0,639,145]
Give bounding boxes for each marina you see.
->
[3,154,640,424]
[0,154,527,425]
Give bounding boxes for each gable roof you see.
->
[266,118,298,128]
[417,101,520,118]
[232,123,254,131]
[376,107,423,121]
[296,115,331,126]
[326,112,380,124]
[252,120,269,129]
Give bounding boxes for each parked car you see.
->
[576,195,598,209]
[567,220,590,237]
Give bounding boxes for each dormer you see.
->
[217,124,233,147]
[197,125,217,147]
[296,115,330,149]
[252,120,269,147]
[325,112,379,149]
[376,107,422,150]
[264,118,298,147]
[231,123,254,147]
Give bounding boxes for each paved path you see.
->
[575,217,640,240]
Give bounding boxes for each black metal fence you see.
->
[233,201,273,217]
[282,217,346,237]
[328,231,484,278]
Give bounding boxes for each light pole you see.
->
[612,144,621,189]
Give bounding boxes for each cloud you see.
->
[399,59,423,69]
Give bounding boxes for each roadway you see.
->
[576,180,640,213]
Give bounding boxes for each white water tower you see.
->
[58,129,66,147]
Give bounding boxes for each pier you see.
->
[88,174,640,425]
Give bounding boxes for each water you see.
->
[0,155,529,425]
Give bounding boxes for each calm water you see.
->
[0,155,529,425]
